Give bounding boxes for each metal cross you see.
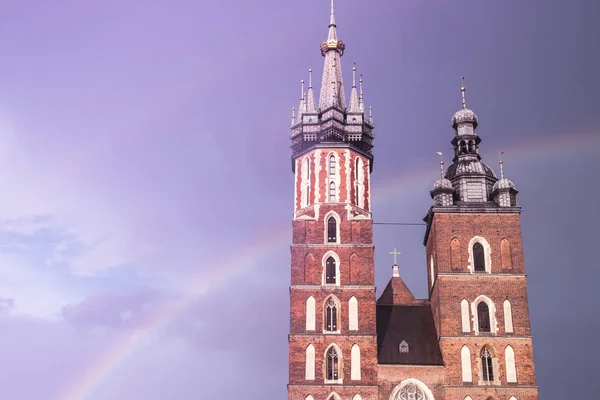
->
[390,248,401,265]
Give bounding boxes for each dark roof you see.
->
[377,276,420,306]
[376,304,444,365]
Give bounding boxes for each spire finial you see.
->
[330,0,336,26]
[301,79,305,100]
[437,152,445,179]
[460,76,467,109]
[352,61,357,88]
[291,106,296,126]
[308,64,313,88]
[369,105,373,120]
[499,151,505,179]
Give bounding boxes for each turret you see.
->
[491,153,519,207]
[445,78,498,204]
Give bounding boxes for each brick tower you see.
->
[287,1,378,399]
[423,81,539,399]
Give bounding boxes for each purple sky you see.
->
[0,0,598,399]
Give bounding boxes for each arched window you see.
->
[329,182,336,202]
[461,299,470,333]
[461,345,472,383]
[305,344,315,380]
[473,242,485,272]
[351,344,361,380]
[355,158,360,206]
[325,257,336,284]
[504,300,514,333]
[348,297,358,331]
[390,379,434,400]
[478,302,491,332]
[306,296,316,331]
[326,346,341,381]
[352,395,363,400]
[324,297,339,332]
[329,154,336,176]
[481,347,494,382]
[501,239,513,269]
[450,238,462,270]
[505,345,517,383]
[429,256,435,289]
[395,383,428,400]
[303,157,311,207]
[327,217,337,243]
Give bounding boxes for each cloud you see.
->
[61,288,166,331]
[0,297,15,313]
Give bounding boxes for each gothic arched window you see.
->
[477,302,491,332]
[326,257,336,284]
[324,297,339,332]
[473,242,485,272]
[326,347,340,381]
[481,347,494,382]
[395,383,427,400]
[328,217,337,243]
[329,155,336,176]
[303,157,311,207]
[329,182,336,201]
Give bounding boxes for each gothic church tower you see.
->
[287,3,540,400]
[288,2,377,399]
[424,83,539,399]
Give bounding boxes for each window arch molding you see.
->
[471,295,498,335]
[323,295,341,334]
[323,344,343,384]
[322,251,341,286]
[326,392,342,400]
[324,211,341,245]
[389,378,435,400]
[468,236,492,273]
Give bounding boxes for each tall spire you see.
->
[499,151,505,179]
[348,62,360,113]
[306,66,317,113]
[318,0,346,110]
[359,74,365,112]
[297,79,306,122]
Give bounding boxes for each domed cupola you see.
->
[445,78,498,204]
[452,107,478,130]
[491,156,519,207]
[430,154,455,207]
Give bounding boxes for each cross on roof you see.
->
[390,248,401,266]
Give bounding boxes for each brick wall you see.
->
[425,210,538,399]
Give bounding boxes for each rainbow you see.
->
[59,131,600,400]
